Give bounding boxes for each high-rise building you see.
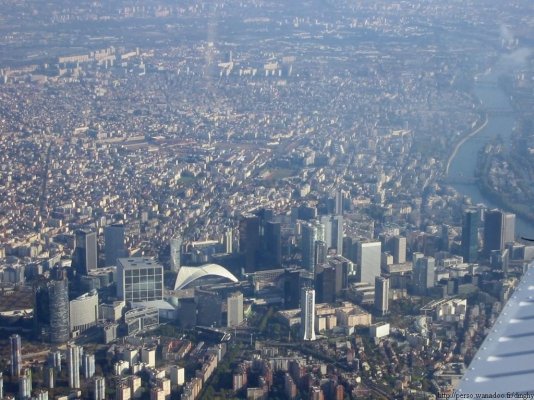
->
[73,229,97,275]
[223,229,233,254]
[47,351,62,372]
[82,353,95,379]
[177,297,197,329]
[151,387,165,400]
[169,236,182,272]
[333,222,344,254]
[316,256,349,302]
[237,210,282,270]
[170,366,185,386]
[300,288,316,341]
[196,289,222,327]
[484,209,503,255]
[104,223,127,267]
[116,381,131,400]
[484,209,515,256]
[321,214,344,255]
[316,265,336,303]
[357,240,381,284]
[94,376,105,400]
[342,236,354,261]
[239,215,261,273]
[392,236,406,264]
[141,347,156,368]
[294,204,318,221]
[68,344,80,389]
[45,367,54,389]
[374,276,390,316]
[264,221,282,267]
[10,334,22,377]
[413,256,435,295]
[227,292,244,327]
[130,374,142,398]
[0,372,3,399]
[47,351,61,374]
[283,269,302,309]
[462,209,480,263]
[18,368,32,400]
[335,190,345,215]
[412,252,424,266]
[441,224,452,251]
[70,290,99,333]
[117,258,164,303]
[301,220,325,273]
[503,212,516,245]
[314,241,327,267]
[48,278,70,343]
[301,222,317,272]
[490,249,510,275]
[328,256,350,293]
[33,275,71,344]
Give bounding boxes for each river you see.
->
[446,51,534,238]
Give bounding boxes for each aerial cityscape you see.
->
[0,0,533,399]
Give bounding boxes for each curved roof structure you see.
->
[173,264,239,290]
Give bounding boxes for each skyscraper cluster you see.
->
[460,208,516,264]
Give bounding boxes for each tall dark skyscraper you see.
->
[34,273,70,344]
[342,236,353,260]
[483,209,515,256]
[73,229,97,275]
[283,269,302,309]
[239,215,260,273]
[316,265,336,303]
[238,211,284,271]
[316,256,349,303]
[10,334,22,377]
[264,221,282,268]
[462,209,480,263]
[196,289,222,327]
[335,190,345,215]
[104,223,127,267]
